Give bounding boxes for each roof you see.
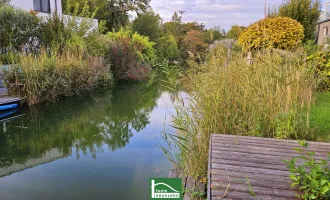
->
[317,18,330,25]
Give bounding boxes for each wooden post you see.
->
[246,51,252,66]
[264,0,267,18]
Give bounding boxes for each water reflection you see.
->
[0,81,163,173]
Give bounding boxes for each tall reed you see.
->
[2,51,112,105]
[165,46,316,178]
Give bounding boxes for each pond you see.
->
[0,80,180,199]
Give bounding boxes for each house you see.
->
[0,148,67,177]
[9,0,98,29]
[10,0,63,17]
[316,2,330,45]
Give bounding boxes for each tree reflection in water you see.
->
[0,80,163,167]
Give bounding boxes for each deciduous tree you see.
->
[269,0,321,42]
[62,0,151,31]
[182,30,207,56]
[227,25,245,40]
[132,11,163,42]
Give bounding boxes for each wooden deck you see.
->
[0,96,23,105]
[169,169,206,200]
[208,134,330,200]
[0,87,23,106]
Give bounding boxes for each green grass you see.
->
[310,92,330,141]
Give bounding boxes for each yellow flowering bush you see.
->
[238,17,304,50]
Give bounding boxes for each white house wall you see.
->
[10,0,98,31]
[10,0,62,15]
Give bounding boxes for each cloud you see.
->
[150,0,283,30]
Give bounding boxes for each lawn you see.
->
[310,92,330,141]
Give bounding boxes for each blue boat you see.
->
[0,104,18,111]
[0,109,18,119]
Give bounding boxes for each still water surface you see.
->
[0,81,178,200]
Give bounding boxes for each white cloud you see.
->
[150,0,283,30]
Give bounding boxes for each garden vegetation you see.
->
[0,0,329,198]
[238,17,304,50]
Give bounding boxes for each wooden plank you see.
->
[195,177,206,198]
[212,190,296,200]
[211,169,291,182]
[211,159,288,171]
[212,183,297,199]
[0,97,23,105]
[211,134,330,148]
[212,142,330,153]
[212,150,327,164]
[168,169,179,178]
[168,169,206,200]
[183,176,195,200]
[211,163,289,177]
[209,134,330,200]
[212,146,329,158]
[208,135,212,200]
[211,140,330,152]
[211,176,293,190]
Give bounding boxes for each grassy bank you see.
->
[165,47,316,178]
[310,92,330,141]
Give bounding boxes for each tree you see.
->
[182,30,207,56]
[227,25,245,40]
[163,11,185,41]
[204,26,225,43]
[238,17,304,50]
[184,21,205,32]
[62,0,151,31]
[132,11,163,42]
[270,0,321,42]
[0,0,10,6]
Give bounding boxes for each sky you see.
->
[149,0,285,30]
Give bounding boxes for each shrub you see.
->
[104,38,150,81]
[155,35,180,61]
[284,141,330,200]
[165,47,315,177]
[39,2,106,56]
[0,5,39,58]
[2,51,112,105]
[182,30,208,64]
[0,51,19,64]
[307,51,330,91]
[238,17,304,50]
[106,27,156,65]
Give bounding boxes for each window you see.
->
[33,0,50,13]
[324,27,329,37]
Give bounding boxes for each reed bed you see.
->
[2,51,112,105]
[165,47,316,178]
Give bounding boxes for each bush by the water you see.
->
[105,38,151,81]
[166,47,315,177]
[2,51,112,105]
[238,17,304,50]
[105,28,155,80]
